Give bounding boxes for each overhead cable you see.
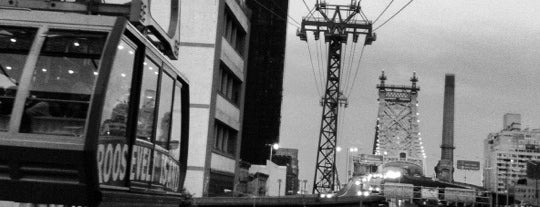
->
[268,0,303,27]
[318,39,327,88]
[344,42,358,95]
[339,43,348,85]
[346,45,366,98]
[252,0,301,28]
[302,0,316,19]
[373,0,394,23]
[374,0,414,31]
[305,40,323,96]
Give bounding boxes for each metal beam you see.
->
[298,0,374,194]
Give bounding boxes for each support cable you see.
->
[340,42,348,84]
[302,0,316,19]
[373,0,394,23]
[343,15,358,92]
[344,42,358,95]
[268,0,304,28]
[346,45,366,98]
[305,40,323,96]
[318,39,327,89]
[359,9,369,22]
[321,41,328,91]
[374,0,414,31]
[314,38,325,93]
[252,0,301,28]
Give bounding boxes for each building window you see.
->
[218,63,241,105]
[208,171,234,197]
[223,7,246,55]
[213,120,237,156]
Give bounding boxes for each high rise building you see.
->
[178,0,251,197]
[241,0,289,165]
[484,114,540,196]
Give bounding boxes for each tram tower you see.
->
[373,71,426,175]
[297,0,375,194]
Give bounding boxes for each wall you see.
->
[176,0,220,197]
[250,160,287,196]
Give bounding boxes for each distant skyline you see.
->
[278,0,540,191]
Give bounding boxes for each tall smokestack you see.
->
[435,74,455,182]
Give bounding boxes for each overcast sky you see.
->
[278,0,540,190]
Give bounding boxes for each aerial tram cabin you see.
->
[0,0,189,206]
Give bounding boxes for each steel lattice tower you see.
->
[373,71,426,175]
[297,0,375,194]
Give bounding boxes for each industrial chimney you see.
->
[435,74,455,182]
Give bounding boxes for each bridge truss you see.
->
[373,71,426,174]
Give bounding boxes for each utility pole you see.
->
[297,0,375,194]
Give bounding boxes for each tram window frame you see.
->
[168,74,183,161]
[20,29,107,136]
[0,26,38,132]
[96,37,138,187]
[135,55,161,143]
[154,71,175,150]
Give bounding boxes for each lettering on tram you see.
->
[97,142,129,184]
[97,40,185,193]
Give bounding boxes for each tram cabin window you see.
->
[98,39,136,138]
[169,83,182,160]
[155,72,174,149]
[0,26,37,131]
[136,57,160,142]
[21,30,107,136]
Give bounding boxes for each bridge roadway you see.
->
[191,195,386,207]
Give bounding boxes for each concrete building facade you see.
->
[514,177,539,205]
[250,160,287,196]
[178,0,251,197]
[484,114,540,199]
[274,148,300,195]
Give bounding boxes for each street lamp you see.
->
[302,179,308,195]
[347,147,358,181]
[278,179,282,197]
[266,143,279,161]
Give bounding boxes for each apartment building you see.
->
[484,113,540,199]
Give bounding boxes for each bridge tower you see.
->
[373,71,426,175]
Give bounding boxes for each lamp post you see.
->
[302,179,308,194]
[278,179,282,197]
[266,143,279,161]
[347,147,358,181]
